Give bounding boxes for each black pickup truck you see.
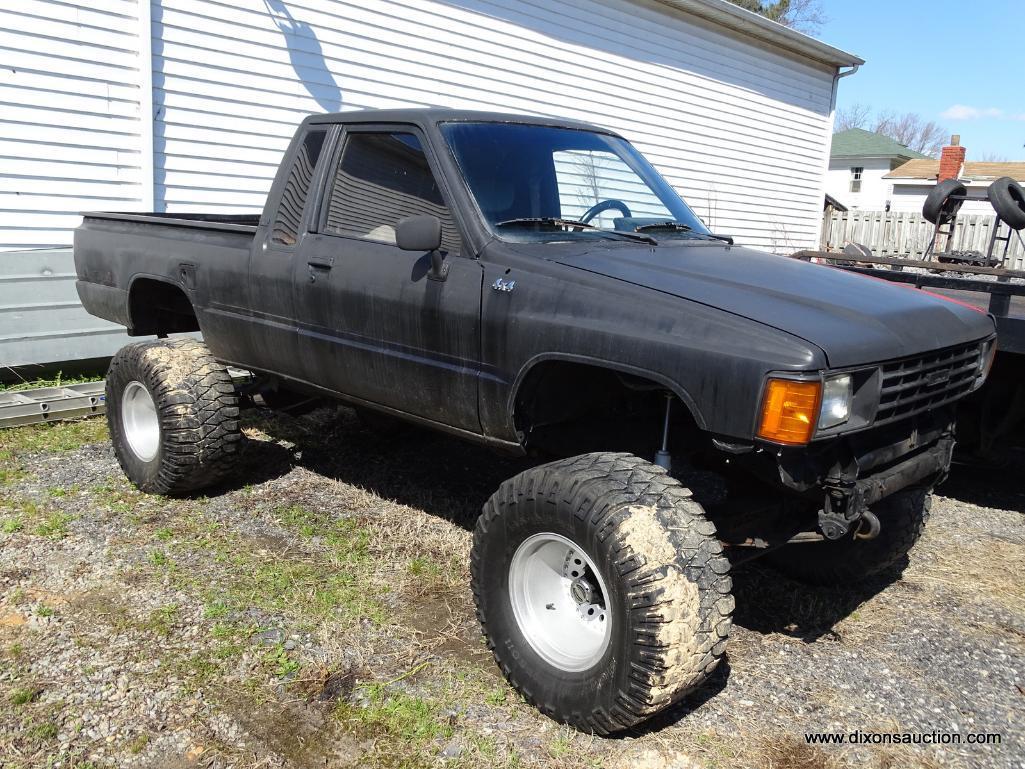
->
[74,109,996,734]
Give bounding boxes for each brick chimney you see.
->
[938,135,965,182]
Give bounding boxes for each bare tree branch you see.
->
[772,0,828,34]
[835,103,872,131]
[726,0,827,34]
[835,104,950,157]
[873,111,948,157]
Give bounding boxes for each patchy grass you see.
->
[0,372,103,393]
[147,549,172,568]
[0,417,108,456]
[0,498,74,539]
[143,605,180,637]
[262,643,300,678]
[0,462,26,487]
[126,733,150,755]
[1,516,23,534]
[33,510,74,539]
[1,408,1020,769]
[9,688,38,706]
[337,683,454,765]
[144,506,386,628]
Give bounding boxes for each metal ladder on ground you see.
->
[0,368,252,429]
[0,381,106,429]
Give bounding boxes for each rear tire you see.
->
[471,452,733,734]
[106,339,241,495]
[766,488,931,585]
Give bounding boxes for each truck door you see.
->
[293,127,483,433]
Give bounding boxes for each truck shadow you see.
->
[224,406,912,732]
[231,406,535,529]
[728,562,899,642]
[234,405,902,635]
[939,454,1025,514]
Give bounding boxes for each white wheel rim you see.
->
[121,380,160,462]
[508,532,612,672]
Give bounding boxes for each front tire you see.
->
[106,339,241,495]
[766,488,931,585]
[471,452,733,734]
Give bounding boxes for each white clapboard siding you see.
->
[821,210,1025,271]
[0,0,145,251]
[1,0,841,252]
[154,0,836,250]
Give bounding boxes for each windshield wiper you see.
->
[496,217,657,245]
[634,222,692,233]
[634,222,733,245]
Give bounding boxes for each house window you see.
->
[849,166,863,194]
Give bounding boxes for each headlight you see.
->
[818,374,852,429]
[974,339,997,389]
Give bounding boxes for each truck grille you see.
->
[875,342,983,426]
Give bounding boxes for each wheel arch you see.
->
[509,353,707,432]
[126,274,200,336]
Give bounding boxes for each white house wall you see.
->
[889,183,997,216]
[824,157,893,211]
[0,0,146,250]
[4,0,838,253]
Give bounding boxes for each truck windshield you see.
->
[440,122,711,243]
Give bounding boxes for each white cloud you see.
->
[940,104,1005,120]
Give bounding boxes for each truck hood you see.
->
[553,242,994,368]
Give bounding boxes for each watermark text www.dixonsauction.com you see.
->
[805,730,1002,746]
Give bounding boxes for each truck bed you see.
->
[82,212,260,233]
[74,212,259,336]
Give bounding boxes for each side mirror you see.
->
[396,215,447,281]
[396,215,442,252]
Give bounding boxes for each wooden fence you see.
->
[821,210,1025,270]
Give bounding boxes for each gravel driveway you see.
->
[1,409,1022,769]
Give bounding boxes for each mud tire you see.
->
[106,339,241,495]
[471,452,733,734]
[766,488,931,585]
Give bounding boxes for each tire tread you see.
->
[471,451,733,734]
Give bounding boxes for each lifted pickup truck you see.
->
[75,109,996,734]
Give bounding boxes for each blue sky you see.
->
[816,1,1024,159]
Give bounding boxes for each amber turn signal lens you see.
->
[757,379,822,445]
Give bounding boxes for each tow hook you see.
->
[854,510,881,540]
[817,485,867,540]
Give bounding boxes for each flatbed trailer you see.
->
[791,250,1025,455]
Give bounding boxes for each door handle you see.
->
[307,256,334,282]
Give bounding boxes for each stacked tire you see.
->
[988,176,1025,230]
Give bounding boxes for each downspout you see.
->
[831,64,861,112]
[813,64,861,250]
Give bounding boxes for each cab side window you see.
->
[271,128,327,246]
[324,132,461,254]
